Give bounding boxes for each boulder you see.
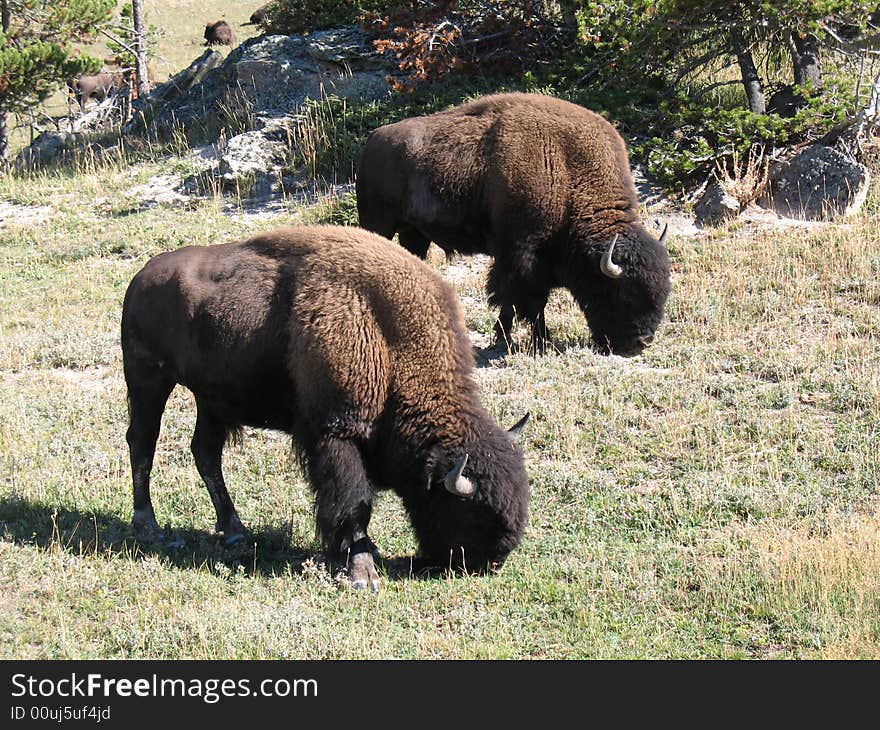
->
[764,144,870,220]
[130,29,393,142]
[694,180,741,227]
[127,28,395,198]
[15,131,80,170]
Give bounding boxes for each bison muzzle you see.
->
[356,92,672,356]
[121,225,530,590]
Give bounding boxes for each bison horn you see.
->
[600,234,624,279]
[658,224,668,247]
[444,454,475,497]
[507,412,530,441]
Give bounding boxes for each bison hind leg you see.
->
[125,371,175,540]
[190,401,248,544]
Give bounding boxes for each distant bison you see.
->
[121,225,531,590]
[68,72,126,111]
[356,92,672,356]
[245,2,275,26]
[204,20,236,46]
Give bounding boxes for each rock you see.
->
[15,131,80,170]
[130,29,393,142]
[694,180,741,227]
[127,28,395,199]
[140,50,224,109]
[764,145,870,220]
[216,122,297,198]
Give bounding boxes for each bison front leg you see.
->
[306,435,380,591]
[397,225,431,259]
[190,402,248,544]
[488,261,551,354]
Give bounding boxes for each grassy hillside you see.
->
[14,1,263,154]
[0,147,878,659]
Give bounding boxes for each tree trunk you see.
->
[558,1,579,30]
[791,31,822,88]
[132,0,150,97]
[0,99,8,164]
[731,27,766,114]
[1,0,9,164]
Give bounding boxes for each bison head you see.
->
[578,225,671,357]
[410,415,530,573]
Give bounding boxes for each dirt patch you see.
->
[51,366,115,393]
[0,201,53,228]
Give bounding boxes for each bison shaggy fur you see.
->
[204,20,236,47]
[121,225,530,589]
[356,92,672,356]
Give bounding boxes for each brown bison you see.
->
[245,2,275,26]
[68,72,126,111]
[121,225,530,590]
[204,20,236,47]
[356,92,672,356]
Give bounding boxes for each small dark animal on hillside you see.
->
[356,92,672,356]
[121,225,531,591]
[768,85,806,118]
[67,72,126,111]
[204,20,236,47]
[245,2,275,26]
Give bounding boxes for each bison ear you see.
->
[507,412,530,441]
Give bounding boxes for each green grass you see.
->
[1,147,878,659]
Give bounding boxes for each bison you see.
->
[245,2,275,26]
[356,92,672,356]
[68,72,126,112]
[121,225,531,590]
[204,20,236,47]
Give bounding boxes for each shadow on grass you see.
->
[473,336,593,366]
[0,496,428,583]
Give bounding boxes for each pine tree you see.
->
[0,0,115,162]
[629,1,872,113]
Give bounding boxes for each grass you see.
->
[0,144,878,659]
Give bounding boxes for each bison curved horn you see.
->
[658,223,668,247]
[444,453,475,497]
[507,412,530,441]
[600,234,624,279]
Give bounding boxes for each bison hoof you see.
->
[223,531,248,546]
[132,508,162,541]
[349,551,381,592]
[216,514,249,546]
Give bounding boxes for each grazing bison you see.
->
[68,72,125,111]
[356,92,672,356]
[245,2,275,26]
[121,225,530,590]
[204,20,236,47]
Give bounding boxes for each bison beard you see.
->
[121,225,530,590]
[356,92,672,356]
